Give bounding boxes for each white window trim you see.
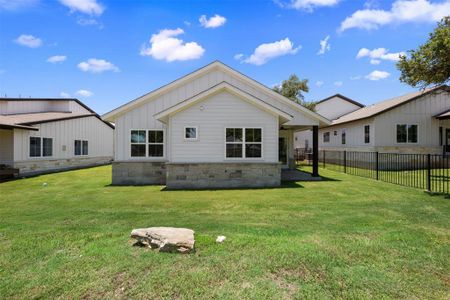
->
[364,124,370,144]
[395,123,419,144]
[74,139,89,156]
[28,136,53,159]
[323,132,330,143]
[341,129,346,145]
[129,129,166,159]
[223,127,264,160]
[184,126,199,141]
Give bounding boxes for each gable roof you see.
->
[317,94,365,108]
[102,61,330,126]
[0,98,114,129]
[330,85,449,126]
[154,81,293,123]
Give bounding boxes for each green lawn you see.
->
[0,166,449,299]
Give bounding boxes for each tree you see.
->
[273,74,317,111]
[397,16,450,89]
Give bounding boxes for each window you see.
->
[82,141,88,155]
[30,137,52,157]
[439,127,443,146]
[30,137,41,157]
[225,128,262,158]
[184,127,198,140]
[323,132,330,143]
[334,131,338,136]
[364,125,370,144]
[341,130,346,145]
[397,124,418,143]
[43,138,53,157]
[130,130,146,157]
[75,140,88,156]
[148,130,164,157]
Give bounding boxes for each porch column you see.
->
[312,125,319,177]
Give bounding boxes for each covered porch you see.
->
[279,124,320,177]
[435,110,450,156]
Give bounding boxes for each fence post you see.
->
[376,152,379,180]
[323,150,326,168]
[427,154,431,192]
[343,151,347,173]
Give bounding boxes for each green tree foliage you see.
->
[397,16,450,89]
[273,74,317,111]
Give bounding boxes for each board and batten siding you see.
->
[316,97,361,120]
[0,129,14,165]
[319,118,375,150]
[0,100,92,115]
[374,90,449,149]
[113,68,319,161]
[13,116,113,161]
[169,91,278,163]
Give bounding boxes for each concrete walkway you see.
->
[281,169,322,181]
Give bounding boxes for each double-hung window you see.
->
[29,137,53,157]
[341,130,346,145]
[225,128,262,158]
[130,130,164,157]
[148,130,164,157]
[74,140,88,156]
[323,132,330,143]
[396,124,418,143]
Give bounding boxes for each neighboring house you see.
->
[318,86,450,155]
[102,61,330,189]
[0,98,114,176]
[294,94,364,149]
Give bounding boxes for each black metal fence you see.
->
[296,149,450,194]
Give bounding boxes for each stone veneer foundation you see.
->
[112,161,166,185]
[165,162,281,189]
[14,156,112,176]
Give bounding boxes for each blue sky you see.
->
[0,0,449,114]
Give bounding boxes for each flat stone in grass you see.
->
[130,227,195,254]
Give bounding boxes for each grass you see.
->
[0,165,449,299]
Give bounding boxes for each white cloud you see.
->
[0,0,38,10]
[365,70,390,81]
[281,0,340,11]
[60,92,70,98]
[59,0,104,15]
[317,35,330,55]
[78,58,119,73]
[199,14,226,28]
[334,81,343,87]
[140,28,205,62]
[76,89,93,97]
[339,0,450,32]
[350,75,362,80]
[47,55,67,63]
[237,38,300,66]
[356,47,405,64]
[316,80,324,87]
[14,34,42,48]
[234,53,244,60]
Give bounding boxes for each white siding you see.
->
[374,91,449,148]
[113,68,319,161]
[0,129,14,165]
[13,116,113,161]
[0,100,91,114]
[319,118,375,150]
[169,91,278,163]
[316,97,361,120]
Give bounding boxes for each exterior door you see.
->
[279,137,288,168]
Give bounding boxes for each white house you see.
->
[316,86,450,155]
[294,94,364,149]
[102,61,330,189]
[0,98,114,176]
